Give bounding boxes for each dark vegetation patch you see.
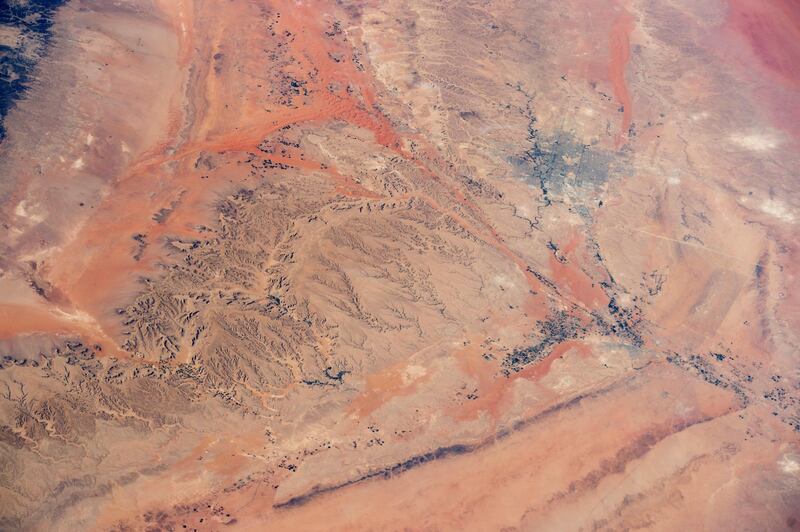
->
[502,310,585,373]
[667,351,799,432]
[666,351,751,407]
[592,296,644,347]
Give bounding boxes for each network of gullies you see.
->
[0,0,798,530]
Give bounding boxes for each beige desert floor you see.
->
[0,0,798,530]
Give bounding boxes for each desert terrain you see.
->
[0,0,798,530]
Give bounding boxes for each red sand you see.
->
[609,8,635,148]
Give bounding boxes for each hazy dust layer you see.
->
[0,0,798,530]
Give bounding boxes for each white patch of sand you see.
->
[402,364,427,385]
[14,199,45,223]
[778,454,799,475]
[760,198,795,223]
[729,131,779,152]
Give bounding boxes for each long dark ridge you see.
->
[274,372,639,509]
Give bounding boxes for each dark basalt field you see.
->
[0,0,67,140]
